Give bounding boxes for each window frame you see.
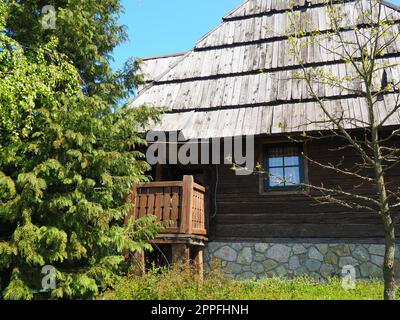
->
[263,143,305,192]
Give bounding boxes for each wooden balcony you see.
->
[128,176,207,243]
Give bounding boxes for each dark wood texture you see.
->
[210,137,400,240]
[128,176,207,236]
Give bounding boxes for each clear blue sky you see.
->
[112,0,400,70]
[111,0,243,69]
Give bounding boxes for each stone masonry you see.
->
[205,242,400,280]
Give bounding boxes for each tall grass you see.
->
[101,264,396,300]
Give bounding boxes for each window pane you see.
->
[285,156,299,166]
[269,168,284,187]
[267,147,283,167]
[264,144,303,190]
[285,167,301,186]
[283,146,300,166]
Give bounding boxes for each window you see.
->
[264,144,304,191]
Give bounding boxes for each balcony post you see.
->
[180,175,194,234]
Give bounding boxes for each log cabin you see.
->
[127,0,400,280]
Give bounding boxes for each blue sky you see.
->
[111,0,243,69]
[112,0,400,70]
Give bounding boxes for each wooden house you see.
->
[128,0,400,279]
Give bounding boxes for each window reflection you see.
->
[264,144,303,190]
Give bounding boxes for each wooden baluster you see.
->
[147,193,155,216]
[199,192,202,229]
[191,190,195,230]
[203,193,205,230]
[196,197,198,230]
[198,192,201,230]
[155,188,163,223]
[178,186,183,228]
[139,191,148,218]
[200,192,205,230]
[171,187,180,229]
[195,191,199,230]
[192,191,195,231]
[163,187,172,226]
[198,192,202,230]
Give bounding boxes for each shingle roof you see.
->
[137,52,187,93]
[130,0,400,140]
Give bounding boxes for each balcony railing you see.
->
[128,176,207,236]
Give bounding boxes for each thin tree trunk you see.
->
[368,92,397,300]
[382,213,396,300]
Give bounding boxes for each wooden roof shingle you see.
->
[130,0,400,140]
[137,52,187,93]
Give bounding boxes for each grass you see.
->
[101,264,398,300]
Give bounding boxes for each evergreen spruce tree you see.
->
[0,1,162,299]
[6,0,131,98]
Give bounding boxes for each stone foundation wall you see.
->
[204,242,400,280]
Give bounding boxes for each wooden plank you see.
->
[224,108,240,138]
[171,187,180,229]
[216,223,387,239]
[162,187,172,223]
[150,94,400,138]
[138,193,148,218]
[154,191,163,222]
[181,176,194,234]
[192,191,198,230]
[147,193,155,216]
[138,181,183,188]
[135,2,400,85]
